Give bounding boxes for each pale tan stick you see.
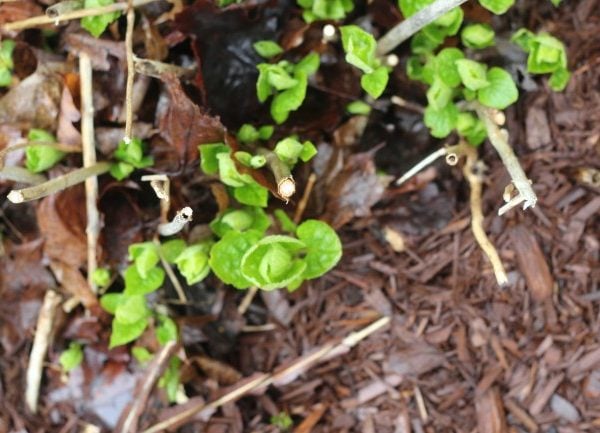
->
[472,102,537,214]
[257,148,295,201]
[237,286,258,315]
[376,0,469,56]
[7,162,111,203]
[293,172,317,224]
[46,0,83,18]
[80,53,100,294]
[2,0,158,31]
[155,240,188,303]
[396,144,459,186]
[25,290,61,413]
[134,56,196,81]
[123,1,135,142]
[158,207,193,236]
[141,316,390,433]
[0,167,46,185]
[462,145,508,286]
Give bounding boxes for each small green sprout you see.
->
[256,52,320,124]
[461,24,495,49]
[25,129,66,173]
[346,101,372,115]
[92,267,111,287]
[270,412,293,430]
[132,346,153,364]
[274,137,317,166]
[237,124,274,143]
[59,342,83,372]
[297,0,354,23]
[478,0,514,14]
[158,356,181,403]
[511,29,570,91]
[110,137,154,180]
[340,25,390,98]
[210,206,271,237]
[80,0,121,38]
[0,39,15,87]
[155,315,178,345]
[253,40,284,59]
[173,243,212,285]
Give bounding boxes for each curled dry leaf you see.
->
[57,77,82,149]
[36,186,98,308]
[158,74,225,167]
[0,66,62,130]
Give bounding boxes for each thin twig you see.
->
[2,0,158,31]
[134,56,196,81]
[376,0,469,56]
[157,207,193,237]
[237,286,258,315]
[0,167,46,185]
[462,144,508,286]
[257,148,295,201]
[46,0,83,18]
[472,102,537,214]
[80,53,101,294]
[396,147,447,186]
[293,172,317,224]
[155,239,188,303]
[123,0,135,142]
[141,316,390,433]
[25,290,61,413]
[7,161,112,203]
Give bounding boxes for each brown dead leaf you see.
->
[192,355,242,385]
[525,95,551,149]
[159,74,225,167]
[63,33,125,71]
[57,81,82,149]
[0,66,62,130]
[37,186,97,308]
[0,1,42,27]
[322,149,387,229]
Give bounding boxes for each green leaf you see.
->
[209,230,263,289]
[550,0,561,6]
[256,64,273,102]
[250,155,267,168]
[123,265,165,296]
[253,40,284,59]
[267,65,298,91]
[0,39,16,71]
[27,128,55,143]
[129,242,160,279]
[296,220,342,280]
[455,59,489,91]
[237,124,260,143]
[0,68,12,87]
[299,141,317,162]
[109,162,134,180]
[456,112,487,146]
[294,52,320,76]
[258,125,274,140]
[274,137,303,166]
[174,244,211,285]
[81,0,121,38]
[59,342,84,372]
[527,33,567,74]
[511,28,535,52]
[92,268,111,287]
[211,207,271,237]
[199,142,229,175]
[25,145,66,173]
[346,101,372,115]
[361,66,389,99]
[461,24,495,49]
[100,293,123,314]
[340,25,378,74]
[478,0,515,14]
[233,182,269,207]
[115,295,150,325]
[216,153,254,187]
[477,67,518,109]
[274,209,297,233]
[398,0,434,17]
[434,48,464,88]
[410,29,444,54]
[426,77,452,111]
[549,68,570,91]
[158,357,181,403]
[240,236,306,290]
[160,239,187,264]
[432,7,463,35]
[424,102,459,138]
[271,412,294,430]
[406,56,426,82]
[110,317,148,348]
[113,138,152,168]
[132,346,153,364]
[156,315,178,345]
[270,72,308,124]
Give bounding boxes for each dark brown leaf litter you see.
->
[1,0,600,432]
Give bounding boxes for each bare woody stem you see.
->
[123,1,135,142]
[45,0,83,19]
[7,161,112,203]
[2,0,158,31]
[0,167,46,185]
[376,0,469,56]
[257,148,296,201]
[472,102,537,214]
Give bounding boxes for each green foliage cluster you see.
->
[25,129,66,173]
[511,29,570,91]
[340,25,390,98]
[110,137,154,180]
[0,39,15,87]
[256,52,320,124]
[270,412,294,430]
[80,0,121,38]
[59,342,84,372]
[297,0,354,23]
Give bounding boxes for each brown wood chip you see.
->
[475,387,507,433]
[529,373,565,415]
[509,225,554,301]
